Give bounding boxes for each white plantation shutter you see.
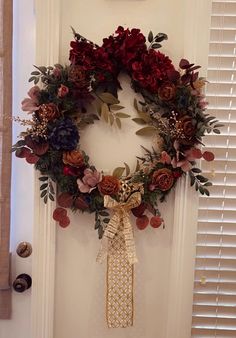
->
[191,1,236,337]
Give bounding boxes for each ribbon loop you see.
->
[97,191,141,265]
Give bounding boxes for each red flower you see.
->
[149,168,174,192]
[98,175,120,196]
[132,49,175,92]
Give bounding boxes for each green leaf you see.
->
[40,190,47,198]
[95,220,101,230]
[134,98,139,112]
[40,183,48,190]
[99,211,109,217]
[135,160,140,172]
[132,118,147,125]
[195,182,199,191]
[49,194,55,201]
[136,126,156,136]
[98,225,104,239]
[101,103,109,123]
[124,162,130,176]
[110,104,124,111]
[115,113,130,118]
[204,182,213,187]
[31,71,40,75]
[116,118,121,129]
[151,43,162,49]
[196,175,209,183]
[43,195,48,204]
[199,185,205,195]
[213,129,221,134]
[112,167,125,178]
[191,168,202,174]
[103,218,110,224]
[190,174,195,186]
[29,76,35,82]
[99,92,119,104]
[148,31,154,43]
[109,114,114,126]
[204,188,210,196]
[39,176,48,182]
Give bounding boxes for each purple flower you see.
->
[49,118,79,151]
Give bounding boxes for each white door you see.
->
[0,1,35,338]
[0,1,211,338]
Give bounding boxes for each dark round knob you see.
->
[16,242,32,258]
[13,274,32,293]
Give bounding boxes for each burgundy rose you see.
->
[38,103,60,121]
[98,175,120,196]
[58,84,69,98]
[149,168,174,192]
[63,150,84,168]
[158,82,176,101]
[177,116,196,138]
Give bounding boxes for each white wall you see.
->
[54,1,185,338]
[0,1,35,338]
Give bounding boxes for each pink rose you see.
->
[77,169,101,193]
[58,84,69,98]
[21,86,40,113]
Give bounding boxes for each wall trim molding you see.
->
[166,1,212,337]
[31,1,60,338]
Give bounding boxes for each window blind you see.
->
[191,1,236,337]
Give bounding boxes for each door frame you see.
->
[30,1,212,337]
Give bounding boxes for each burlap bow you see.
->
[97,191,142,265]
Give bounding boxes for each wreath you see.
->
[12,26,220,238]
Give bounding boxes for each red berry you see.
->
[202,151,215,162]
[53,207,67,221]
[150,216,163,228]
[136,215,149,230]
[59,215,70,228]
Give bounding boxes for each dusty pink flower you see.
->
[160,151,171,164]
[21,86,40,113]
[77,169,101,193]
[58,84,69,98]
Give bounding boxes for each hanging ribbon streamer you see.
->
[97,191,142,328]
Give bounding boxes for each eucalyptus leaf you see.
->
[148,31,154,43]
[116,118,121,129]
[136,126,156,136]
[132,118,147,125]
[112,167,125,178]
[99,92,119,104]
[40,183,48,190]
[115,112,130,118]
[110,104,125,111]
[101,103,109,123]
[124,162,130,176]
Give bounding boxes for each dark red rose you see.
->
[177,116,196,138]
[38,103,60,121]
[136,215,149,230]
[63,150,84,168]
[98,175,120,196]
[149,168,174,192]
[132,49,175,93]
[25,153,39,164]
[158,82,176,101]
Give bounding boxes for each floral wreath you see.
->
[12,26,221,238]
